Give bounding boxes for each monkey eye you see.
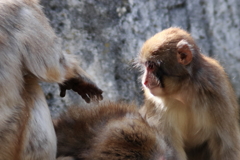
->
[145,61,156,70]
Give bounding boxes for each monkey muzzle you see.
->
[143,61,163,89]
[143,72,162,89]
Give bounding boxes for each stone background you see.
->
[39,0,240,117]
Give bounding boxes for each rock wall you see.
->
[39,0,240,116]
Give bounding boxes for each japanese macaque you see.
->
[137,27,240,160]
[0,0,102,159]
[54,103,170,160]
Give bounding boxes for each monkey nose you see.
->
[144,80,148,86]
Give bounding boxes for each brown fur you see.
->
[138,27,240,160]
[0,0,102,159]
[54,102,170,160]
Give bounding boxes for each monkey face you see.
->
[141,60,165,96]
[141,63,179,98]
[140,50,190,98]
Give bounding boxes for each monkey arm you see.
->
[24,50,103,103]
[22,37,103,103]
[208,126,240,160]
[207,107,240,160]
[16,2,103,103]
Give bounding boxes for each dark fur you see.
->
[54,103,169,160]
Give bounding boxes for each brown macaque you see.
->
[0,0,102,159]
[137,27,240,160]
[54,102,171,160]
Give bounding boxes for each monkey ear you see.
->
[176,40,193,65]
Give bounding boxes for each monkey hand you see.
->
[59,77,103,103]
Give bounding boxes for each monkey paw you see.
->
[59,78,103,103]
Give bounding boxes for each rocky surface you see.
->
[39,0,240,117]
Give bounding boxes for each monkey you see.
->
[0,0,102,159]
[137,27,240,160]
[54,102,170,160]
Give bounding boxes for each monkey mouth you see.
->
[144,76,162,89]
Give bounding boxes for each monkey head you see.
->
[139,27,200,99]
[82,116,167,160]
[55,103,170,160]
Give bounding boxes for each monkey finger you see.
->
[73,85,102,103]
[97,94,103,101]
[84,84,103,95]
[60,89,66,97]
[90,95,98,102]
[94,93,103,101]
[80,93,91,103]
[59,84,67,97]
[89,87,103,96]
[87,93,101,102]
[86,89,103,101]
[94,94,103,102]
[95,88,103,95]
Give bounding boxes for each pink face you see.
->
[142,61,165,97]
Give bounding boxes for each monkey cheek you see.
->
[142,75,160,89]
[143,76,163,96]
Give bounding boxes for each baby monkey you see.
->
[138,27,240,160]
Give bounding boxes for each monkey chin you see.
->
[145,85,165,98]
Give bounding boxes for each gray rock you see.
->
[39,0,240,117]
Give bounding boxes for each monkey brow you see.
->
[145,60,162,68]
[150,53,159,58]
